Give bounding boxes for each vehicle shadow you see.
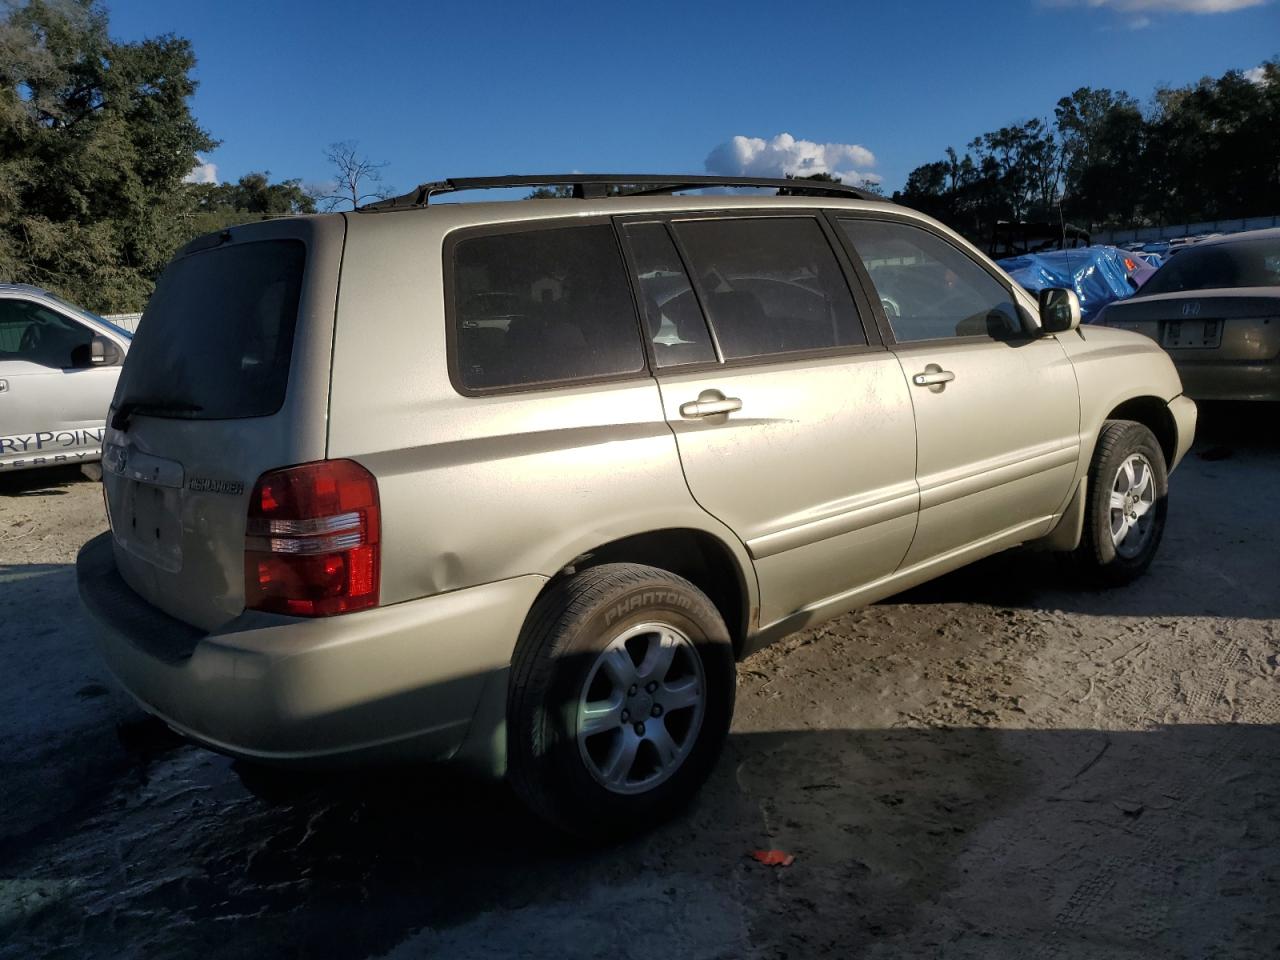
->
[885,400,1280,620]
[0,464,88,497]
[3,716,1276,960]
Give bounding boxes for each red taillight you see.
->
[244,460,380,617]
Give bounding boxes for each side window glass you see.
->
[0,300,28,356]
[672,218,867,361]
[452,224,646,391]
[0,299,92,368]
[623,222,717,368]
[839,219,1024,342]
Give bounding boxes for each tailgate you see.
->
[103,215,345,632]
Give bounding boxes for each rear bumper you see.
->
[76,531,544,765]
[1174,358,1280,402]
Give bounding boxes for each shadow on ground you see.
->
[2,719,1276,960]
[0,465,87,497]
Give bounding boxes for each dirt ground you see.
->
[0,403,1276,960]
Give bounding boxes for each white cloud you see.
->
[704,133,881,187]
[1129,13,1152,27]
[183,157,218,185]
[1244,65,1267,83]
[1044,0,1267,12]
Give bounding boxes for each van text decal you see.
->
[0,427,105,454]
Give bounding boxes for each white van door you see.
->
[0,297,122,471]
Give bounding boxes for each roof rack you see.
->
[360,174,885,210]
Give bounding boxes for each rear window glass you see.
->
[1141,237,1280,295]
[451,224,646,391]
[114,240,305,420]
[671,217,866,361]
[624,222,717,368]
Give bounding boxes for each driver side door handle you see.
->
[679,390,743,419]
[912,366,956,392]
[912,370,955,386]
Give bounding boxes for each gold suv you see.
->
[77,175,1196,837]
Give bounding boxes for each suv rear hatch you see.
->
[102,216,346,632]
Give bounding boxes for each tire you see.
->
[507,563,735,840]
[1072,419,1169,587]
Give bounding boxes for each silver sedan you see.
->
[1096,229,1280,401]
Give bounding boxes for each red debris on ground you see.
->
[750,850,795,867]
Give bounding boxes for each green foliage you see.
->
[185,172,315,235]
[0,0,216,311]
[0,0,315,313]
[894,60,1280,242]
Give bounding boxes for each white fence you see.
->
[1093,215,1280,246]
[104,312,142,333]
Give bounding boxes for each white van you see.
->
[0,283,131,473]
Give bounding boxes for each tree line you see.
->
[893,60,1279,244]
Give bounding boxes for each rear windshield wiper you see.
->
[111,398,204,431]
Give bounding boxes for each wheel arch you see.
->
[1104,395,1178,468]
[529,528,754,658]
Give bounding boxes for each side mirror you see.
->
[89,334,123,366]
[1038,287,1081,334]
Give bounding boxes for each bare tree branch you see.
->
[313,140,390,211]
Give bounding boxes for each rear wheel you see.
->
[507,563,735,839]
[1072,419,1169,586]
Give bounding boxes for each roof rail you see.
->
[360,174,885,210]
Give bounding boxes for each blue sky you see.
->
[110,0,1277,197]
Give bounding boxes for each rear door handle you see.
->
[0,379,8,394]
[912,368,955,387]
[679,390,743,419]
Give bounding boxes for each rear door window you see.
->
[114,239,305,419]
[451,223,647,391]
[623,222,717,368]
[670,217,867,361]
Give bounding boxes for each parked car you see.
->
[0,283,131,474]
[1095,228,1280,401]
[76,175,1196,838]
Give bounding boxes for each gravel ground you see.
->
[0,403,1276,960]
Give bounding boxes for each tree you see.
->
[894,59,1279,242]
[314,140,390,210]
[0,0,216,311]
[183,171,315,236]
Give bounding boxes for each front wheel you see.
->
[1072,419,1169,586]
[507,563,735,839]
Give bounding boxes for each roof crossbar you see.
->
[360,174,884,210]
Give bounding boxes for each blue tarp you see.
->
[997,245,1141,322]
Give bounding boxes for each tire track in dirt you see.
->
[1033,623,1278,959]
